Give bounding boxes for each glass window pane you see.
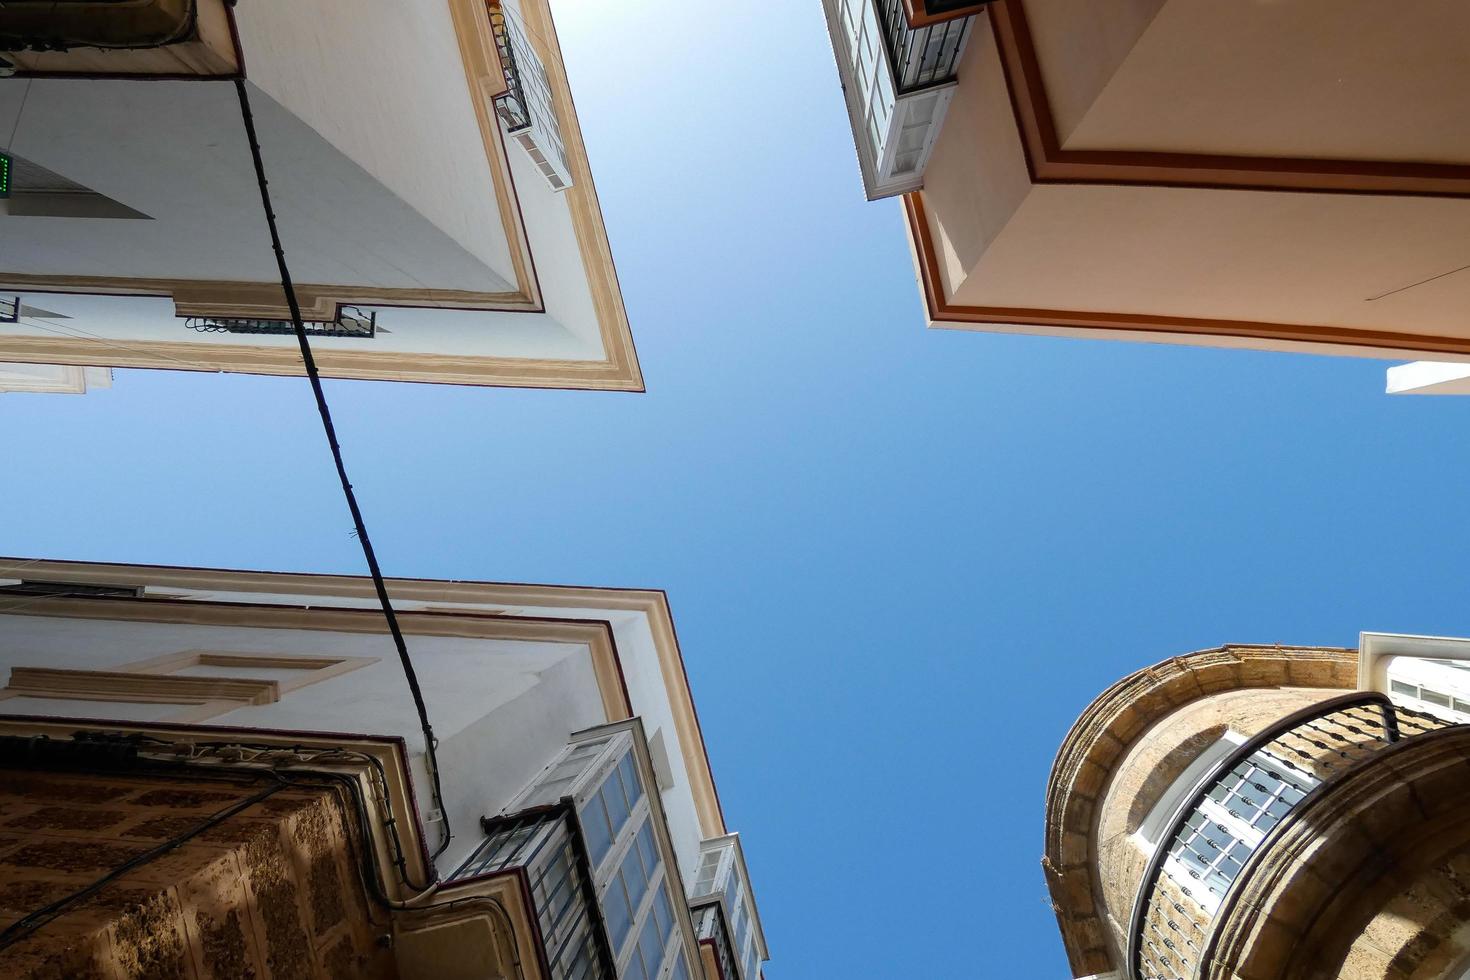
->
[1423,688,1453,708]
[580,797,613,869]
[653,883,673,941]
[618,753,644,809]
[637,911,664,976]
[1391,679,1418,698]
[636,822,659,877]
[602,778,631,837]
[670,952,691,980]
[604,879,633,952]
[623,850,650,910]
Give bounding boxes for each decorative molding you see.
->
[0,333,641,390]
[4,665,277,703]
[0,649,377,723]
[904,192,1470,360]
[987,0,1470,198]
[903,4,1470,358]
[0,557,725,839]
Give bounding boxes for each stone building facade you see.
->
[1045,641,1470,980]
[0,766,392,980]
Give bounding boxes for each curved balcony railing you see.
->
[1127,692,1456,980]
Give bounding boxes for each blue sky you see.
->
[7,2,1470,976]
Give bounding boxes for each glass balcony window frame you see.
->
[1126,692,1460,980]
[686,833,768,980]
[823,0,978,199]
[502,719,702,980]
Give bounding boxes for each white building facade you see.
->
[0,557,768,979]
[0,0,641,390]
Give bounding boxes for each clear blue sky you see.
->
[6,2,1470,976]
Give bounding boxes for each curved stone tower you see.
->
[1044,639,1470,980]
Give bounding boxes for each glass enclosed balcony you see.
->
[460,722,701,980]
[489,1,573,192]
[688,834,767,980]
[1128,693,1458,980]
[824,0,992,199]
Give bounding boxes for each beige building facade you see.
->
[825,0,1470,361]
[1046,636,1470,980]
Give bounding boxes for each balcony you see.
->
[184,308,378,340]
[824,0,990,199]
[454,802,617,980]
[692,903,740,980]
[1128,693,1458,980]
[489,2,573,192]
[687,834,767,980]
[467,721,702,980]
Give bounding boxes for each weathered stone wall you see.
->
[0,768,397,980]
[1043,644,1357,976]
[1094,685,1340,951]
[1204,726,1470,980]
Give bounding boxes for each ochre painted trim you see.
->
[988,0,1470,198]
[903,191,1470,358]
[514,0,643,393]
[0,333,642,390]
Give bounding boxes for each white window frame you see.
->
[507,720,699,980]
[1161,746,1319,914]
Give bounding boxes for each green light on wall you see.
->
[0,152,10,199]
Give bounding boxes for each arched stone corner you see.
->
[1043,644,1356,976]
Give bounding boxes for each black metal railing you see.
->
[454,801,616,980]
[693,901,740,980]
[875,0,973,92]
[488,4,531,132]
[184,306,376,339]
[1128,692,1454,980]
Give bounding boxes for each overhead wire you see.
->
[230,77,453,864]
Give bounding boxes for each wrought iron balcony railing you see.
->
[876,0,973,92]
[1128,692,1457,980]
[453,801,617,980]
[184,307,376,339]
[488,2,572,191]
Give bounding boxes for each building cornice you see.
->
[0,556,726,840]
[904,2,1470,360]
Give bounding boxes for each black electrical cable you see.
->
[231,77,452,863]
[0,777,286,949]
